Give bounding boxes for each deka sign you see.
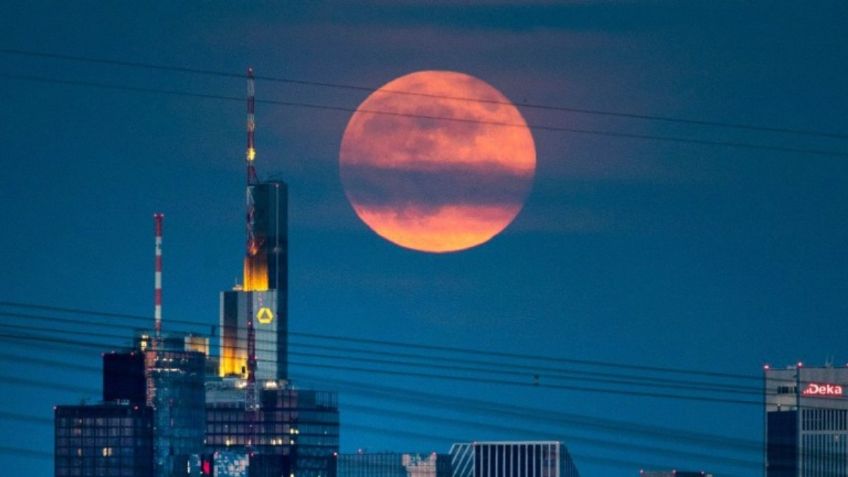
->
[802,383,844,397]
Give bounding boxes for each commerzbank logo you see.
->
[256,307,274,325]
[802,383,844,397]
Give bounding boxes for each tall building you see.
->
[219,182,289,381]
[337,452,451,477]
[145,337,207,477]
[205,379,339,477]
[450,441,579,477]
[56,331,209,477]
[54,402,154,477]
[765,364,848,477]
[103,350,146,404]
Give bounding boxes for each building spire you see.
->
[244,68,259,417]
[246,67,257,185]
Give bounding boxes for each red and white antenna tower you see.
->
[246,67,258,186]
[244,68,259,415]
[153,213,164,337]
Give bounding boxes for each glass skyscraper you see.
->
[145,343,207,477]
[54,403,154,477]
[220,180,289,381]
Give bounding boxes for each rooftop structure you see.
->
[337,451,451,477]
[450,441,579,477]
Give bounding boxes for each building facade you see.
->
[206,379,339,477]
[765,364,848,477]
[103,350,146,404]
[55,403,154,477]
[450,441,579,477]
[337,452,451,477]
[145,342,207,477]
[220,180,289,381]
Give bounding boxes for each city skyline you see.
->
[2,2,848,476]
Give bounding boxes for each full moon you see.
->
[339,71,536,253]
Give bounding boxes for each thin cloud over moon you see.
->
[339,70,537,253]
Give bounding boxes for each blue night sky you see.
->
[1,2,847,476]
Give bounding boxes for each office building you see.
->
[450,441,579,477]
[54,402,154,477]
[220,181,289,381]
[58,331,208,477]
[338,452,451,477]
[145,335,208,477]
[765,364,848,477]
[205,378,339,477]
[103,350,146,404]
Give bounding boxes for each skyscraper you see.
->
[206,69,337,477]
[450,441,579,477]
[205,380,339,477]
[219,188,288,382]
[102,350,146,404]
[765,364,848,477]
[145,338,207,477]
[54,401,154,477]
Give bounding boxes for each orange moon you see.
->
[339,71,536,253]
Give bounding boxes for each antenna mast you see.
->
[244,68,259,417]
[246,67,258,185]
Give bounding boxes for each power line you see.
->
[0,330,840,474]
[0,374,755,473]
[0,414,744,477]
[0,313,762,404]
[1,47,845,140]
[0,328,769,407]
[3,72,847,159]
[0,340,763,455]
[0,310,775,402]
[0,308,768,397]
[0,357,760,473]
[0,306,776,396]
[0,301,764,383]
[294,374,762,453]
[343,402,760,470]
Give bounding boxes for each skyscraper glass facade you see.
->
[219,289,282,380]
[206,384,339,477]
[54,403,154,477]
[450,441,579,477]
[145,345,207,477]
